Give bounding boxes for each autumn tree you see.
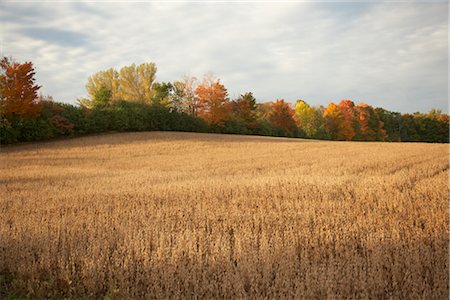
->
[179,75,198,116]
[294,100,327,138]
[267,99,297,136]
[195,75,231,127]
[118,63,156,102]
[86,68,119,102]
[86,63,157,103]
[374,108,401,141]
[0,57,42,119]
[323,102,342,140]
[230,92,258,129]
[354,103,387,141]
[336,100,356,140]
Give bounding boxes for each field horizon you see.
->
[1,131,448,299]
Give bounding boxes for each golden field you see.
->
[0,132,448,299]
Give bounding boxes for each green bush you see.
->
[222,119,250,135]
[0,118,19,144]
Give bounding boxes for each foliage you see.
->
[0,57,42,119]
[152,82,185,111]
[374,108,401,142]
[178,75,198,116]
[323,102,343,140]
[92,86,113,108]
[2,57,448,144]
[266,99,298,137]
[354,103,387,141]
[336,100,356,141]
[230,92,258,132]
[119,63,156,102]
[294,100,327,139]
[400,111,449,143]
[86,63,157,103]
[86,68,119,102]
[195,75,231,128]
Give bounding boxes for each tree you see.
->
[86,68,119,102]
[195,75,231,127]
[152,81,185,111]
[86,63,157,103]
[179,75,198,116]
[118,63,156,102]
[355,103,387,141]
[0,57,42,119]
[374,108,401,141]
[153,82,173,105]
[92,86,112,108]
[231,92,258,129]
[336,100,356,141]
[400,110,449,143]
[267,99,297,136]
[323,102,342,140]
[294,100,328,139]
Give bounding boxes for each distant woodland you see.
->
[1,57,448,144]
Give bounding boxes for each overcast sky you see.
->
[1,0,448,113]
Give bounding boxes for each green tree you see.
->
[152,81,184,111]
[92,86,112,108]
[374,108,401,141]
[231,92,258,130]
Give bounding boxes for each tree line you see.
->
[1,57,448,144]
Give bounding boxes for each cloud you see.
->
[1,1,447,113]
[18,27,88,47]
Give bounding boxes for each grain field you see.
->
[0,132,448,299]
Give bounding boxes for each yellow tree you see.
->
[294,100,317,137]
[323,102,342,140]
[118,63,157,102]
[86,68,119,102]
[85,63,157,103]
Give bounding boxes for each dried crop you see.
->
[0,132,448,299]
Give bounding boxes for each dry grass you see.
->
[0,132,448,299]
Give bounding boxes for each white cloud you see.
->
[0,1,447,113]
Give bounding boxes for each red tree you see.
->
[0,57,42,119]
[267,99,297,134]
[336,100,356,140]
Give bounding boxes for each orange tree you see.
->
[267,99,298,136]
[195,77,231,128]
[0,57,42,119]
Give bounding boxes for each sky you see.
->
[1,0,448,113]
